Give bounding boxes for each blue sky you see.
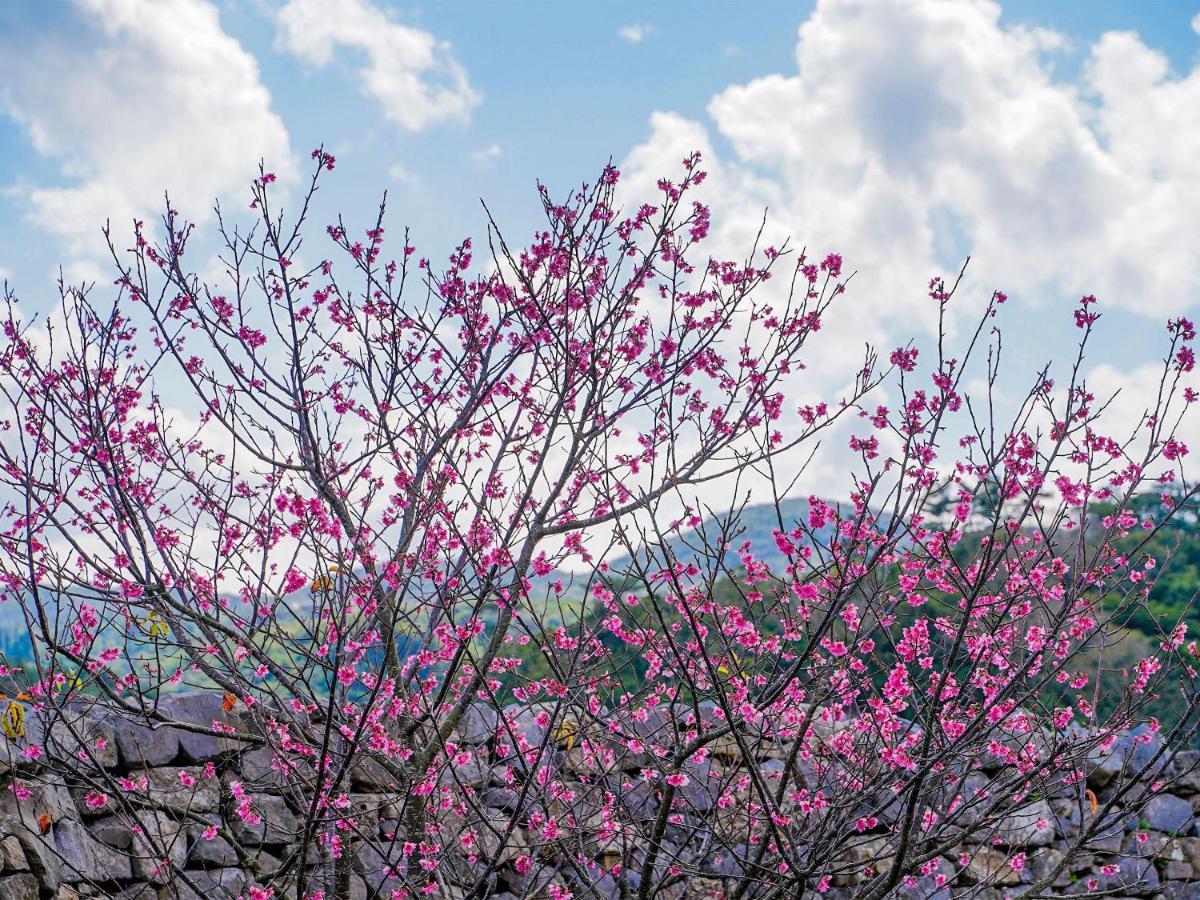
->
[2,2,1197,268]
[1,0,1199,490]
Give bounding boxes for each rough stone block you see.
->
[0,834,28,871]
[1166,860,1195,880]
[349,753,398,791]
[355,842,406,893]
[0,782,74,889]
[437,751,490,788]
[110,886,157,899]
[42,706,119,771]
[454,704,500,745]
[1086,724,1166,789]
[0,873,38,900]
[142,766,219,815]
[89,815,134,851]
[1145,794,1195,834]
[1090,854,1161,894]
[113,717,180,769]
[161,867,248,900]
[159,694,247,763]
[226,793,299,846]
[1159,881,1200,900]
[128,811,186,883]
[996,799,1056,847]
[1169,750,1200,795]
[54,818,133,884]
[185,817,239,869]
[961,848,1020,886]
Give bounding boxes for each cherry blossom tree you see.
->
[0,150,1196,899]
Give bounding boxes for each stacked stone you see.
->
[1,695,1200,898]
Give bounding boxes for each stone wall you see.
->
[1,695,1200,899]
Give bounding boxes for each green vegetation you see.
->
[498,491,1200,741]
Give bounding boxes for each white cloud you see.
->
[0,0,292,258]
[470,143,503,166]
[1084,359,1198,478]
[614,0,1200,504]
[618,23,652,45]
[276,0,479,131]
[621,0,1200,341]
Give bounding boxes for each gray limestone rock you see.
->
[141,766,219,815]
[454,704,500,745]
[1145,794,1195,834]
[355,841,406,894]
[54,818,133,883]
[996,799,1056,847]
[1086,724,1166,789]
[0,834,28,871]
[112,717,180,769]
[128,812,186,883]
[157,694,233,763]
[0,873,38,900]
[160,867,248,900]
[225,793,299,846]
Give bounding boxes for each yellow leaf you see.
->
[2,701,25,741]
[553,720,577,751]
[716,651,741,679]
[143,612,169,638]
[311,565,346,593]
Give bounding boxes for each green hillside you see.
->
[498,490,1200,743]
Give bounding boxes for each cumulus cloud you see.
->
[618,23,652,45]
[0,0,292,258]
[275,0,479,131]
[617,0,1200,502]
[622,0,1200,339]
[1074,358,1199,499]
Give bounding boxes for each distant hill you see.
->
[600,496,844,582]
[0,496,868,657]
